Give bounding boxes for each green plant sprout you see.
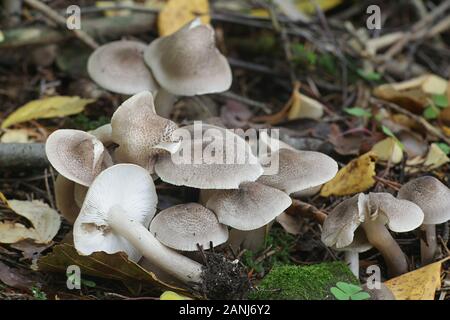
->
[330,282,370,300]
[423,94,449,120]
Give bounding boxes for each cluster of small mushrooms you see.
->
[44,18,450,296]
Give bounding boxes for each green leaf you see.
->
[330,287,351,300]
[336,281,363,295]
[81,279,96,288]
[350,291,371,300]
[423,105,440,120]
[357,69,382,81]
[436,143,450,155]
[432,94,449,108]
[344,107,372,118]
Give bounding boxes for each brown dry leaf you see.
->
[0,261,35,290]
[371,137,403,164]
[158,0,210,36]
[287,92,324,120]
[385,257,449,300]
[442,126,450,137]
[320,152,377,197]
[38,243,188,293]
[0,195,61,244]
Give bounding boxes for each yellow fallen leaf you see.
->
[160,291,191,300]
[95,1,133,17]
[424,143,450,170]
[442,126,450,137]
[320,152,377,197]
[0,30,4,43]
[0,198,61,244]
[158,0,210,36]
[385,257,449,300]
[1,96,95,129]
[371,137,403,164]
[0,129,31,143]
[287,92,324,120]
[294,0,342,14]
[250,9,270,18]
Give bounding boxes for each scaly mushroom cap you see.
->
[367,192,424,232]
[398,176,450,225]
[144,20,232,96]
[258,148,338,195]
[154,124,263,189]
[46,129,112,186]
[87,40,159,95]
[73,164,157,262]
[111,91,179,171]
[205,181,292,230]
[150,203,228,251]
[321,194,366,249]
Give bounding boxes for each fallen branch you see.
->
[286,199,328,225]
[0,143,48,169]
[0,13,156,49]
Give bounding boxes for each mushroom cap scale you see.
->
[397,176,450,225]
[150,203,228,251]
[73,164,157,262]
[111,91,178,171]
[144,22,232,96]
[87,40,159,95]
[258,148,338,195]
[205,181,292,230]
[45,129,112,187]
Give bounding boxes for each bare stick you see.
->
[0,143,48,169]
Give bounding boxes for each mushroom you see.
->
[144,19,232,117]
[73,164,203,283]
[322,192,424,277]
[87,40,159,95]
[205,181,292,231]
[150,203,228,251]
[54,175,80,224]
[154,123,263,189]
[111,91,180,172]
[397,176,450,265]
[89,123,113,146]
[45,129,113,186]
[258,148,338,195]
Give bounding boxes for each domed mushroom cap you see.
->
[205,182,292,230]
[73,164,157,262]
[398,176,450,225]
[111,91,179,171]
[144,20,232,96]
[258,148,338,195]
[150,203,228,251]
[321,193,366,249]
[45,129,112,187]
[87,40,159,95]
[154,124,263,189]
[367,192,424,232]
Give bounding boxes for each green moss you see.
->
[248,262,359,300]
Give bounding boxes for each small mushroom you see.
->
[150,203,228,251]
[144,19,232,117]
[54,175,80,225]
[154,124,263,189]
[73,164,203,283]
[205,181,292,231]
[258,148,338,195]
[111,91,179,172]
[87,40,159,95]
[322,192,424,277]
[397,176,450,265]
[45,129,113,186]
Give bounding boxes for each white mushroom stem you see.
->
[362,219,408,277]
[420,224,437,266]
[344,251,359,278]
[155,88,178,118]
[108,206,203,284]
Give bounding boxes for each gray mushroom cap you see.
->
[205,181,292,230]
[398,176,450,225]
[87,40,159,95]
[150,203,228,251]
[144,20,232,96]
[258,148,338,195]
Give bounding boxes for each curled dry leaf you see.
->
[384,257,449,300]
[320,152,377,197]
[423,143,450,170]
[371,137,403,164]
[0,194,61,244]
[38,244,188,294]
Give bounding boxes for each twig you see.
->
[216,91,272,114]
[285,199,328,225]
[0,143,48,169]
[371,97,450,145]
[23,0,99,49]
